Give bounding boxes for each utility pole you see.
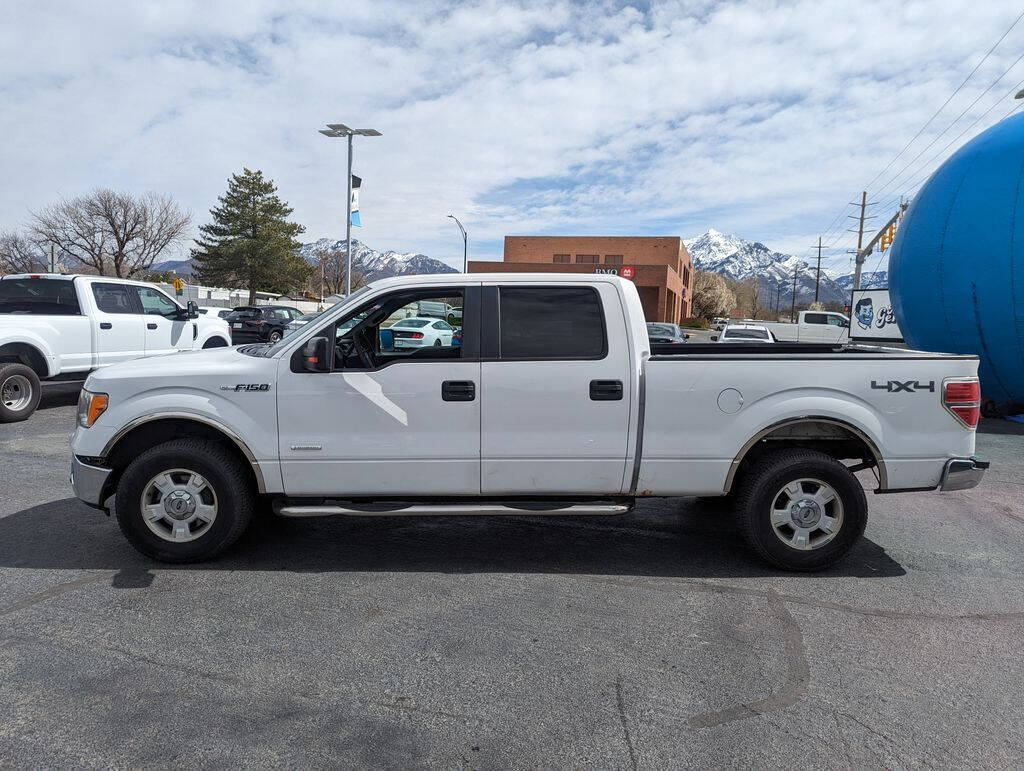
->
[447,215,468,272]
[813,236,823,304]
[790,266,798,323]
[851,191,869,291]
[775,282,783,319]
[49,245,56,273]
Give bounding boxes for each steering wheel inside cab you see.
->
[336,310,386,369]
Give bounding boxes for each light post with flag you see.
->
[319,123,381,295]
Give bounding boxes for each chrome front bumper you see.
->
[70,455,113,509]
[939,458,989,492]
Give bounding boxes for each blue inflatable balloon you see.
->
[890,112,1024,405]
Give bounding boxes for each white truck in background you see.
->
[70,273,987,572]
[0,274,231,422]
[760,310,851,343]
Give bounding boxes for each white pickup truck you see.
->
[0,274,231,422]
[761,310,851,343]
[70,274,987,571]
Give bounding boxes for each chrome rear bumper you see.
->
[70,455,112,509]
[939,458,989,492]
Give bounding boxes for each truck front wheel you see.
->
[734,448,867,572]
[0,363,42,423]
[115,439,255,562]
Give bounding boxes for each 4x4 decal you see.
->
[871,380,935,393]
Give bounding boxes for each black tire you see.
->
[115,439,255,563]
[0,363,42,423]
[433,339,442,346]
[203,336,229,349]
[268,330,283,344]
[734,448,867,572]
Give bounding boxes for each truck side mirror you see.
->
[302,337,331,372]
[186,300,199,319]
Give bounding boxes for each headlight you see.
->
[77,389,109,428]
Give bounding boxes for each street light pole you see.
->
[447,214,468,272]
[319,123,382,296]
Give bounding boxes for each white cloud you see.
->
[2,0,1021,275]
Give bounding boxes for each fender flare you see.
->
[0,333,56,377]
[723,415,887,493]
[101,411,268,493]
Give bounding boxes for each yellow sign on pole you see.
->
[172,278,185,295]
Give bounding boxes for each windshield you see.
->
[0,278,81,315]
[393,319,430,328]
[724,328,769,340]
[647,324,677,336]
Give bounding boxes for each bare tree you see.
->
[31,189,190,277]
[319,248,366,296]
[0,231,48,274]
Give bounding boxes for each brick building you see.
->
[468,236,694,323]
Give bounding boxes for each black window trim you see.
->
[484,284,609,362]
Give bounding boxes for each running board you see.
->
[273,501,632,518]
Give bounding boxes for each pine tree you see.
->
[192,168,312,304]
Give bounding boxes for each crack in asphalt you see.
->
[576,574,1024,623]
[687,591,809,729]
[614,674,639,770]
[0,572,112,617]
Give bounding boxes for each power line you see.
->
[863,8,1024,192]
[872,49,1024,200]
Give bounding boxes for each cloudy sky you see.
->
[3,1,1023,275]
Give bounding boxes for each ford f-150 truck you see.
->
[69,274,987,571]
[0,274,230,422]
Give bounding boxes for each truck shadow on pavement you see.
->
[0,497,905,581]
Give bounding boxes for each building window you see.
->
[683,266,691,285]
[553,254,571,264]
[575,254,599,264]
[604,255,623,265]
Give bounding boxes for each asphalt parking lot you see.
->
[2,382,1023,768]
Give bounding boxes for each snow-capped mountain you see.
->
[296,238,457,280]
[833,271,888,292]
[151,238,457,282]
[684,229,847,305]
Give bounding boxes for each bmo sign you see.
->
[595,265,635,280]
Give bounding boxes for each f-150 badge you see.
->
[220,383,271,392]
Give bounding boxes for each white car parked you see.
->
[197,306,233,319]
[715,323,777,343]
[388,316,456,348]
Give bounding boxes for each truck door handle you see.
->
[590,379,623,401]
[147,322,158,330]
[99,322,112,330]
[442,380,475,402]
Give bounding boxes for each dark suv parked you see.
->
[226,305,304,343]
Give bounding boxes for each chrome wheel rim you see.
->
[769,477,844,551]
[140,468,218,543]
[1,374,33,411]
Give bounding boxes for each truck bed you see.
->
[650,342,970,358]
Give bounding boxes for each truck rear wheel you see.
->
[115,439,255,563]
[734,448,867,571]
[0,363,41,423]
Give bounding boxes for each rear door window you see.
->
[804,313,828,325]
[92,283,136,314]
[497,286,606,359]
